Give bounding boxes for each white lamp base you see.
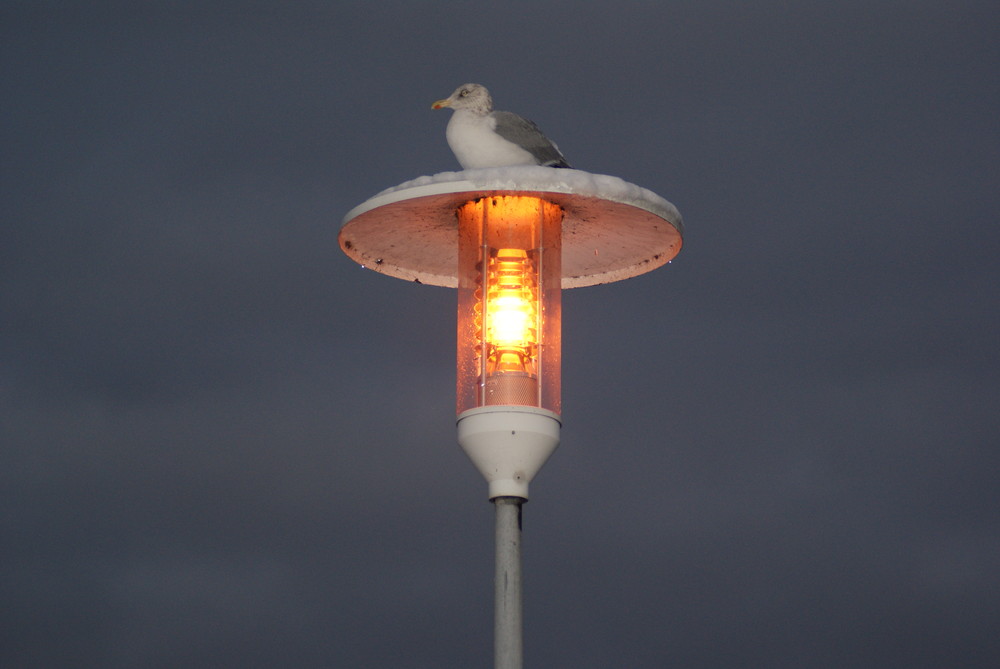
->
[457,406,561,500]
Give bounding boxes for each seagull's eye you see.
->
[459,89,469,97]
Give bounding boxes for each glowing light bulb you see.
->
[486,249,538,378]
[456,196,562,413]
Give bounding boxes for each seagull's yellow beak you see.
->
[431,98,451,109]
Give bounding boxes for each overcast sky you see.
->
[2,2,998,667]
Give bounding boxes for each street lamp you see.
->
[340,167,682,668]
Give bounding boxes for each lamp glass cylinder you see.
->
[457,196,562,416]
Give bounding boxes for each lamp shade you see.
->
[339,167,683,289]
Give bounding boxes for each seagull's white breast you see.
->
[445,111,536,169]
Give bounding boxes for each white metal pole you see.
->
[494,496,523,669]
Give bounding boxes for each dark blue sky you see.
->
[3,2,999,667]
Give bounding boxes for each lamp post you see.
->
[340,168,682,668]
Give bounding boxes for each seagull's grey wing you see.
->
[492,111,571,168]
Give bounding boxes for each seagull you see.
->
[432,83,571,169]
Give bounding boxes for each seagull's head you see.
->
[432,83,493,115]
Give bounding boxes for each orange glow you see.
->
[485,248,538,375]
[457,195,562,413]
